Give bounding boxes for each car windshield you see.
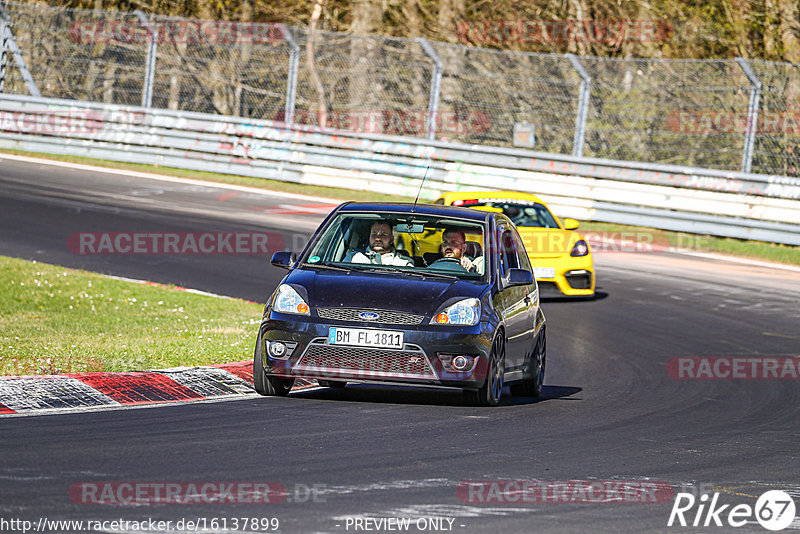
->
[302,213,488,281]
[453,198,560,229]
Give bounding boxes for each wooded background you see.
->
[30,0,800,62]
[6,0,800,175]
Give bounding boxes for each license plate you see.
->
[328,328,404,349]
[534,267,556,279]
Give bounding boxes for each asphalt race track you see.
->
[1,155,800,533]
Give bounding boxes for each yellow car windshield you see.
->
[454,198,560,229]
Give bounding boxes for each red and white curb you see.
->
[0,362,315,417]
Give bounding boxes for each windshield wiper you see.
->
[302,262,349,271]
[358,267,459,281]
[416,270,460,281]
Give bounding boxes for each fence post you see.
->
[0,1,40,96]
[135,10,157,108]
[0,7,7,93]
[281,24,299,126]
[566,53,591,158]
[416,38,442,141]
[736,57,761,174]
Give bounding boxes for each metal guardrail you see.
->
[1,93,799,245]
[6,2,800,177]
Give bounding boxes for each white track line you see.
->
[104,274,258,303]
[0,152,339,204]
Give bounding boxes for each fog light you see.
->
[452,355,470,371]
[269,341,287,358]
[439,354,476,373]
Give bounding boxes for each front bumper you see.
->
[533,255,595,297]
[259,313,494,389]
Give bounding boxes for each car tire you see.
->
[318,380,346,388]
[511,326,546,398]
[253,334,294,397]
[467,335,505,407]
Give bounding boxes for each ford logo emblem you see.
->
[359,312,380,321]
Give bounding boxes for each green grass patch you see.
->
[0,255,263,376]
[3,148,799,266]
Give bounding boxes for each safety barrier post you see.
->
[135,10,157,108]
[736,57,762,174]
[417,38,442,141]
[566,53,591,158]
[0,9,7,93]
[282,25,299,126]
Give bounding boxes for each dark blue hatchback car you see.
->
[254,202,546,406]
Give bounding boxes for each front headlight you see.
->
[570,239,589,257]
[431,298,481,326]
[273,284,310,315]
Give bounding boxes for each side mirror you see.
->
[506,268,533,287]
[563,218,580,231]
[271,251,297,270]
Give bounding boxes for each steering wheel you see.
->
[429,257,468,272]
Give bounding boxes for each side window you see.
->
[498,228,519,276]
[511,229,532,271]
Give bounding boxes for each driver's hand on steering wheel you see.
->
[460,256,474,271]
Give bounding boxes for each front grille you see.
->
[294,343,435,379]
[316,308,424,325]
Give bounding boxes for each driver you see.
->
[348,221,413,266]
[503,205,524,225]
[440,228,484,274]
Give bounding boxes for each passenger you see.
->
[439,228,485,274]
[348,221,413,266]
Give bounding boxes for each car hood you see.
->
[285,267,486,312]
[518,228,581,259]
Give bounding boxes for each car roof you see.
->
[439,190,546,204]
[337,202,492,222]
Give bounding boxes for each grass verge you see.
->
[2,148,799,266]
[0,255,263,376]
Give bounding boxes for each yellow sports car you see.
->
[434,191,595,297]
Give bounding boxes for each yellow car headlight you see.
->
[570,240,589,257]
